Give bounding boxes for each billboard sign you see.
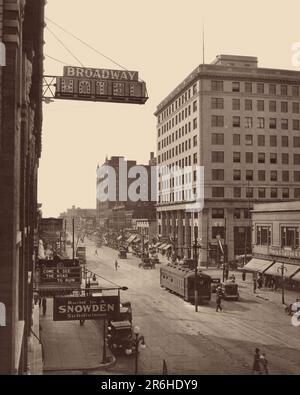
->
[63,66,139,81]
[38,259,82,290]
[53,295,120,321]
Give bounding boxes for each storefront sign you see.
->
[38,259,82,290]
[269,246,300,259]
[64,66,139,81]
[55,76,147,104]
[53,295,119,321]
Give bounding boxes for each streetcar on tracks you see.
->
[160,263,212,303]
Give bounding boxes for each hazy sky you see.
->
[39,0,300,217]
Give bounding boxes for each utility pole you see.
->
[72,218,75,262]
[278,262,287,304]
[193,237,201,312]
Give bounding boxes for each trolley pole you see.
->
[194,237,199,312]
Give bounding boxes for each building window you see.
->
[269,100,276,112]
[257,83,264,94]
[246,170,253,181]
[232,99,240,110]
[212,169,224,181]
[193,153,197,164]
[211,80,223,91]
[294,136,300,147]
[245,99,252,111]
[233,116,240,127]
[212,151,224,162]
[212,226,225,239]
[211,133,224,145]
[193,84,197,94]
[281,119,288,130]
[212,208,225,218]
[246,152,253,163]
[282,136,289,147]
[245,117,253,128]
[282,171,289,181]
[232,81,240,92]
[257,100,264,111]
[281,227,299,248]
[282,153,289,165]
[212,187,224,198]
[258,153,265,163]
[245,82,252,93]
[292,102,300,114]
[193,118,198,129]
[211,98,224,109]
[270,170,277,181]
[293,86,300,97]
[192,100,197,112]
[270,153,277,164]
[282,188,290,199]
[234,187,241,198]
[233,134,240,145]
[295,188,300,198]
[211,115,224,127]
[233,152,241,163]
[257,135,265,146]
[258,188,266,198]
[233,208,241,219]
[245,135,253,145]
[270,188,278,198]
[294,171,300,182]
[269,84,276,95]
[256,226,271,245]
[270,135,277,147]
[258,170,265,181]
[293,119,300,131]
[193,135,197,147]
[233,169,241,181]
[281,85,288,96]
[294,154,300,165]
[246,188,253,198]
[269,118,277,129]
[281,101,288,113]
[257,117,265,128]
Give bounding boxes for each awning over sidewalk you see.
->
[264,262,300,279]
[243,258,274,273]
[117,236,122,241]
[158,243,167,250]
[126,234,137,244]
[153,242,162,248]
[291,270,300,282]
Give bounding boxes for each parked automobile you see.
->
[221,281,239,301]
[138,257,155,269]
[107,320,133,355]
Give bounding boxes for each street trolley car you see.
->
[160,264,212,303]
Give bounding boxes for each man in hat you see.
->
[216,286,223,312]
[252,348,262,375]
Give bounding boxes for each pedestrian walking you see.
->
[253,279,257,294]
[95,249,98,256]
[42,297,47,316]
[252,348,262,375]
[115,260,119,270]
[260,353,269,375]
[216,286,223,312]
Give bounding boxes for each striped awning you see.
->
[291,270,300,282]
[264,262,300,279]
[243,258,274,273]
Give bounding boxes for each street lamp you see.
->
[277,262,287,305]
[132,325,146,375]
[193,237,201,313]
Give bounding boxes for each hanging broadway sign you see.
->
[53,295,120,321]
[54,66,148,104]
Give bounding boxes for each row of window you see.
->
[212,97,300,113]
[158,84,198,123]
[212,169,300,182]
[216,133,297,147]
[212,80,300,96]
[211,208,250,219]
[158,127,197,150]
[211,115,300,130]
[158,153,197,166]
[256,226,299,248]
[212,151,300,164]
[211,187,298,199]
[158,105,199,136]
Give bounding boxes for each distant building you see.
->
[59,206,97,233]
[155,54,300,265]
[96,153,156,230]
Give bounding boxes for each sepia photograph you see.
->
[0,0,299,381]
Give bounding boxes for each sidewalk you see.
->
[40,298,115,374]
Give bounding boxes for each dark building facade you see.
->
[0,0,45,374]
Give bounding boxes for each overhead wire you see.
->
[45,54,70,66]
[46,26,85,67]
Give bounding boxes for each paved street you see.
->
[86,239,300,375]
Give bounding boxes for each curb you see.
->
[43,354,116,374]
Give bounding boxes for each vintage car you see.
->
[210,277,221,293]
[118,249,127,259]
[221,281,239,301]
[138,257,155,269]
[106,320,133,355]
[150,255,160,265]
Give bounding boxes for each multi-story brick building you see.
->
[155,54,300,265]
[0,0,45,374]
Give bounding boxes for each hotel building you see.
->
[155,54,300,265]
